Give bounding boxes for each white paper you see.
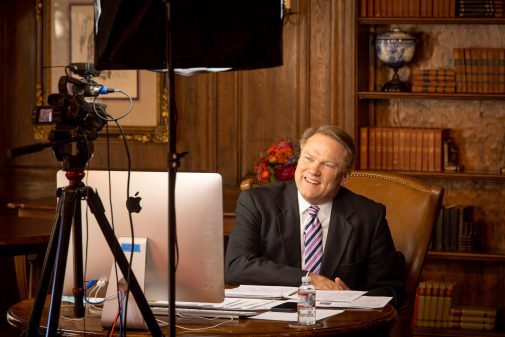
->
[163,298,286,311]
[317,296,392,309]
[225,285,298,299]
[251,309,344,321]
[285,289,366,303]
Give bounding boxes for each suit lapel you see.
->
[276,183,302,268]
[320,188,354,277]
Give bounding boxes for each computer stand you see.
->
[22,169,164,337]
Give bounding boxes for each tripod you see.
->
[22,168,164,337]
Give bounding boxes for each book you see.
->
[449,305,497,318]
[453,48,467,93]
[409,128,418,172]
[360,127,369,169]
[433,0,440,17]
[412,79,457,87]
[440,282,456,328]
[457,205,474,251]
[448,205,460,251]
[386,127,394,170]
[448,321,495,330]
[412,68,456,79]
[411,85,456,93]
[409,0,421,16]
[469,47,478,92]
[449,0,457,17]
[393,127,400,168]
[442,205,454,250]
[428,281,440,326]
[398,127,407,170]
[434,282,446,327]
[369,0,377,16]
[360,0,368,17]
[425,128,435,172]
[499,48,505,92]
[369,127,377,169]
[420,0,428,16]
[416,281,428,327]
[414,128,424,171]
[464,48,473,93]
[433,128,448,172]
[423,282,433,327]
[381,126,388,169]
[449,315,496,324]
[482,48,490,93]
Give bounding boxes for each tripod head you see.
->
[6,63,108,172]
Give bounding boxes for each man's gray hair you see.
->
[300,125,356,172]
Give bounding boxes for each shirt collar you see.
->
[297,192,332,218]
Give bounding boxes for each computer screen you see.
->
[57,170,225,306]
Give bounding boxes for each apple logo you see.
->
[126,191,142,213]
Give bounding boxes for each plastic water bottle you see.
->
[297,276,316,325]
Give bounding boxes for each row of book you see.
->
[360,0,457,17]
[430,205,480,252]
[360,0,504,17]
[447,305,498,330]
[414,280,498,330]
[359,127,450,172]
[457,0,505,17]
[453,48,505,93]
[411,68,457,93]
[414,281,458,328]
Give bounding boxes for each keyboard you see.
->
[151,306,258,318]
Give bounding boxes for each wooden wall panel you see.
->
[1,0,353,207]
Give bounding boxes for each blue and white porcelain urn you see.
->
[375,28,417,92]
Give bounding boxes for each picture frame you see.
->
[34,0,168,143]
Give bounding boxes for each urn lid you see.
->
[376,28,416,41]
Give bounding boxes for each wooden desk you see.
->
[7,298,397,336]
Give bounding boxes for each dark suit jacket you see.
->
[225,181,405,308]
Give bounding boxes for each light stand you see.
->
[163,2,183,335]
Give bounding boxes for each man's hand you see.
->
[309,274,350,290]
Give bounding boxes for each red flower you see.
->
[254,139,299,183]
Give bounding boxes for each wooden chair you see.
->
[241,170,444,337]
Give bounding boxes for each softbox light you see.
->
[94,0,283,71]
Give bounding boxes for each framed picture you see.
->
[34,0,167,143]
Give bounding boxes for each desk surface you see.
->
[7,298,397,337]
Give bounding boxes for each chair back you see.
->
[344,170,444,337]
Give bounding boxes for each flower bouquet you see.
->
[254,138,299,183]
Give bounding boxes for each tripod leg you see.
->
[44,188,79,337]
[85,187,164,337]
[22,192,65,337]
[72,198,85,318]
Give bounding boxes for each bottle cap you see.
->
[302,276,311,283]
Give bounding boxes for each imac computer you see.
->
[57,170,225,318]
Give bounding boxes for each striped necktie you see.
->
[303,205,323,274]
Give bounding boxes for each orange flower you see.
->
[254,139,299,183]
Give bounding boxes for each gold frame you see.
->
[33,0,168,143]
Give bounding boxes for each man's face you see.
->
[294,133,349,205]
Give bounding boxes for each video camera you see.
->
[32,63,108,140]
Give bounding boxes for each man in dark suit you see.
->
[225,125,404,308]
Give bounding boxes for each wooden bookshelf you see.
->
[355,1,505,336]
